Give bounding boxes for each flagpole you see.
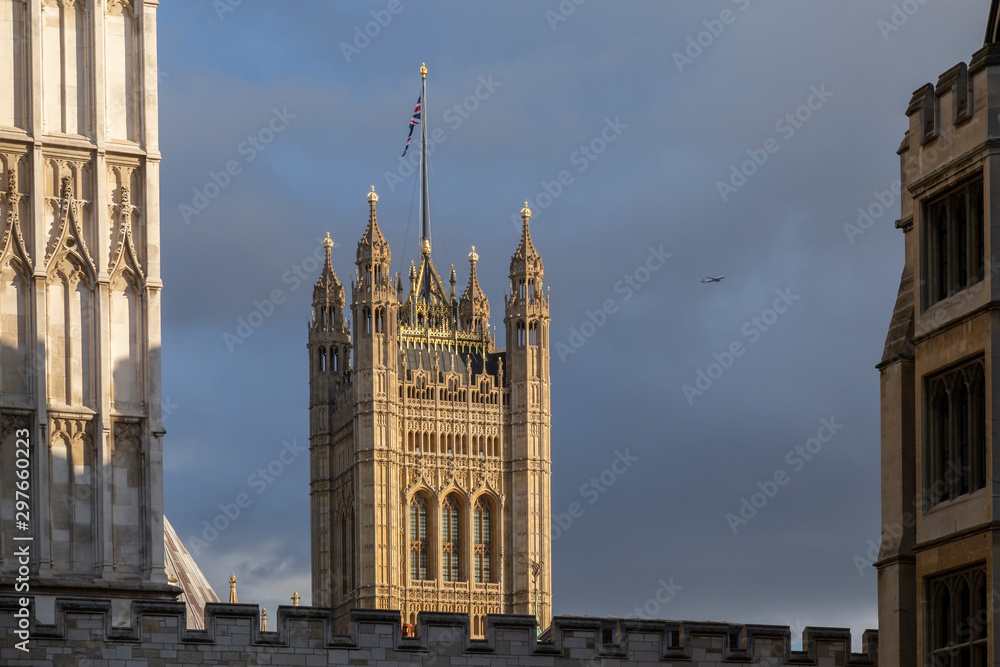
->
[420,63,430,256]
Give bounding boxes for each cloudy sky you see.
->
[158,0,989,646]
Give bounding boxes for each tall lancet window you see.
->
[0,259,29,401]
[442,496,461,582]
[474,499,492,583]
[409,495,429,580]
[47,255,94,407]
[109,271,141,411]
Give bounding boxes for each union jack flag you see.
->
[401,95,421,157]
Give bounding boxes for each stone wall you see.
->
[0,596,878,666]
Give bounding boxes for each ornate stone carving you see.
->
[108,184,145,281]
[0,166,32,272]
[45,175,96,278]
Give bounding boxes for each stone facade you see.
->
[0,599,878,667]
[875,13,1000,667]
[0,0,172,611]
[308,192,553,635]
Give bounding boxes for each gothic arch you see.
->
[471,494,497,584]
[47,252,96,407]
[0,256,31,401]
[408,491,433,581]
[109,267,143,411]
[441,492,465,582]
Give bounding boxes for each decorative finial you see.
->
[421,238,431,254]
[420,63,427,78]
[520,202,532,222]
[229,575,238,604]
[323,232,333,250]
[468,245,479,263]
[291,592,301,606]
[367,185,379,205]
[261,608,268,631]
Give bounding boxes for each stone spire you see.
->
[313,233,346,312]
[510,202,543,280]
[357,185,391,267]
[460,245,490,333]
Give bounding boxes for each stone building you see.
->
[876,5,1000,667]
[16,0,1000,665]
[307,184,553,634]
[0,0,180,618]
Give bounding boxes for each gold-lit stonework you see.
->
[309,192,551,636]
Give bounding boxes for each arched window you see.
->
[929,567,988,666]
[332,348,339,372]
[319,347,326,372]
[442,496,461,582]
[473,499,492,583]
[409,495,429,580]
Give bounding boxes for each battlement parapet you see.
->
[0,595,877,666]
[899,44,1000,192]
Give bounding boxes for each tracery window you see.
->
[473,499,492,583]
[442,496,461,582]
[924,176,984,308]
[409,495,429,580]
[928,566,988,667]
[926,356,986,507]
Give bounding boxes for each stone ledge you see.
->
[0,595,878,666]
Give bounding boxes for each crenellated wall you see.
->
[0,596,878,666]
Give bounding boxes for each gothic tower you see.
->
[309,189,553,635]
[308,232,352,608]
[876,5,1000,666]
[503,204,552,628]
[0,0,172,609]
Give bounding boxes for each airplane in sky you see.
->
[701,276,725,283]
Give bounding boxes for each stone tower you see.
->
[309,190,552,635]
[877,5,1000,666]
[503,204,552,628]
[0,0,172,609]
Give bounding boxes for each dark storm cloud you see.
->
[159,0,985,644]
